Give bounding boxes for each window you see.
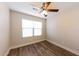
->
[22,19,42,37]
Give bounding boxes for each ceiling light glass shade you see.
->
[41,10,47,17]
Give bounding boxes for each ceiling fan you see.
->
[31,2,59,17]
[41,2,59,17]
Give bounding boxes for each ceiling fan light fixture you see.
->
[41,10,47,17]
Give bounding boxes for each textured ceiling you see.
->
[7,2,46,18]
[6,2,79,18]
[27,2,43,8]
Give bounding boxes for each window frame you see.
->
[22,19,42,38]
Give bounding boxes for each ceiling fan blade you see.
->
[46,2,59,12]
[42,2,51,10]
[47,9,59,12]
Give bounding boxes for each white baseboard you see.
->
[10,39,46,49]
[47,39,79,56]
[4,48,10,56]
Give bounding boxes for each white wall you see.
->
[10,11,46,48]
[47,5,79,55]
[0,3,10,55]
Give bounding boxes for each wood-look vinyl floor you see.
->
[8,40,77,56]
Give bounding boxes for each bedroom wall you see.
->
[10,10,46,48]
[0,3,10,55]
[47,5,79,55]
